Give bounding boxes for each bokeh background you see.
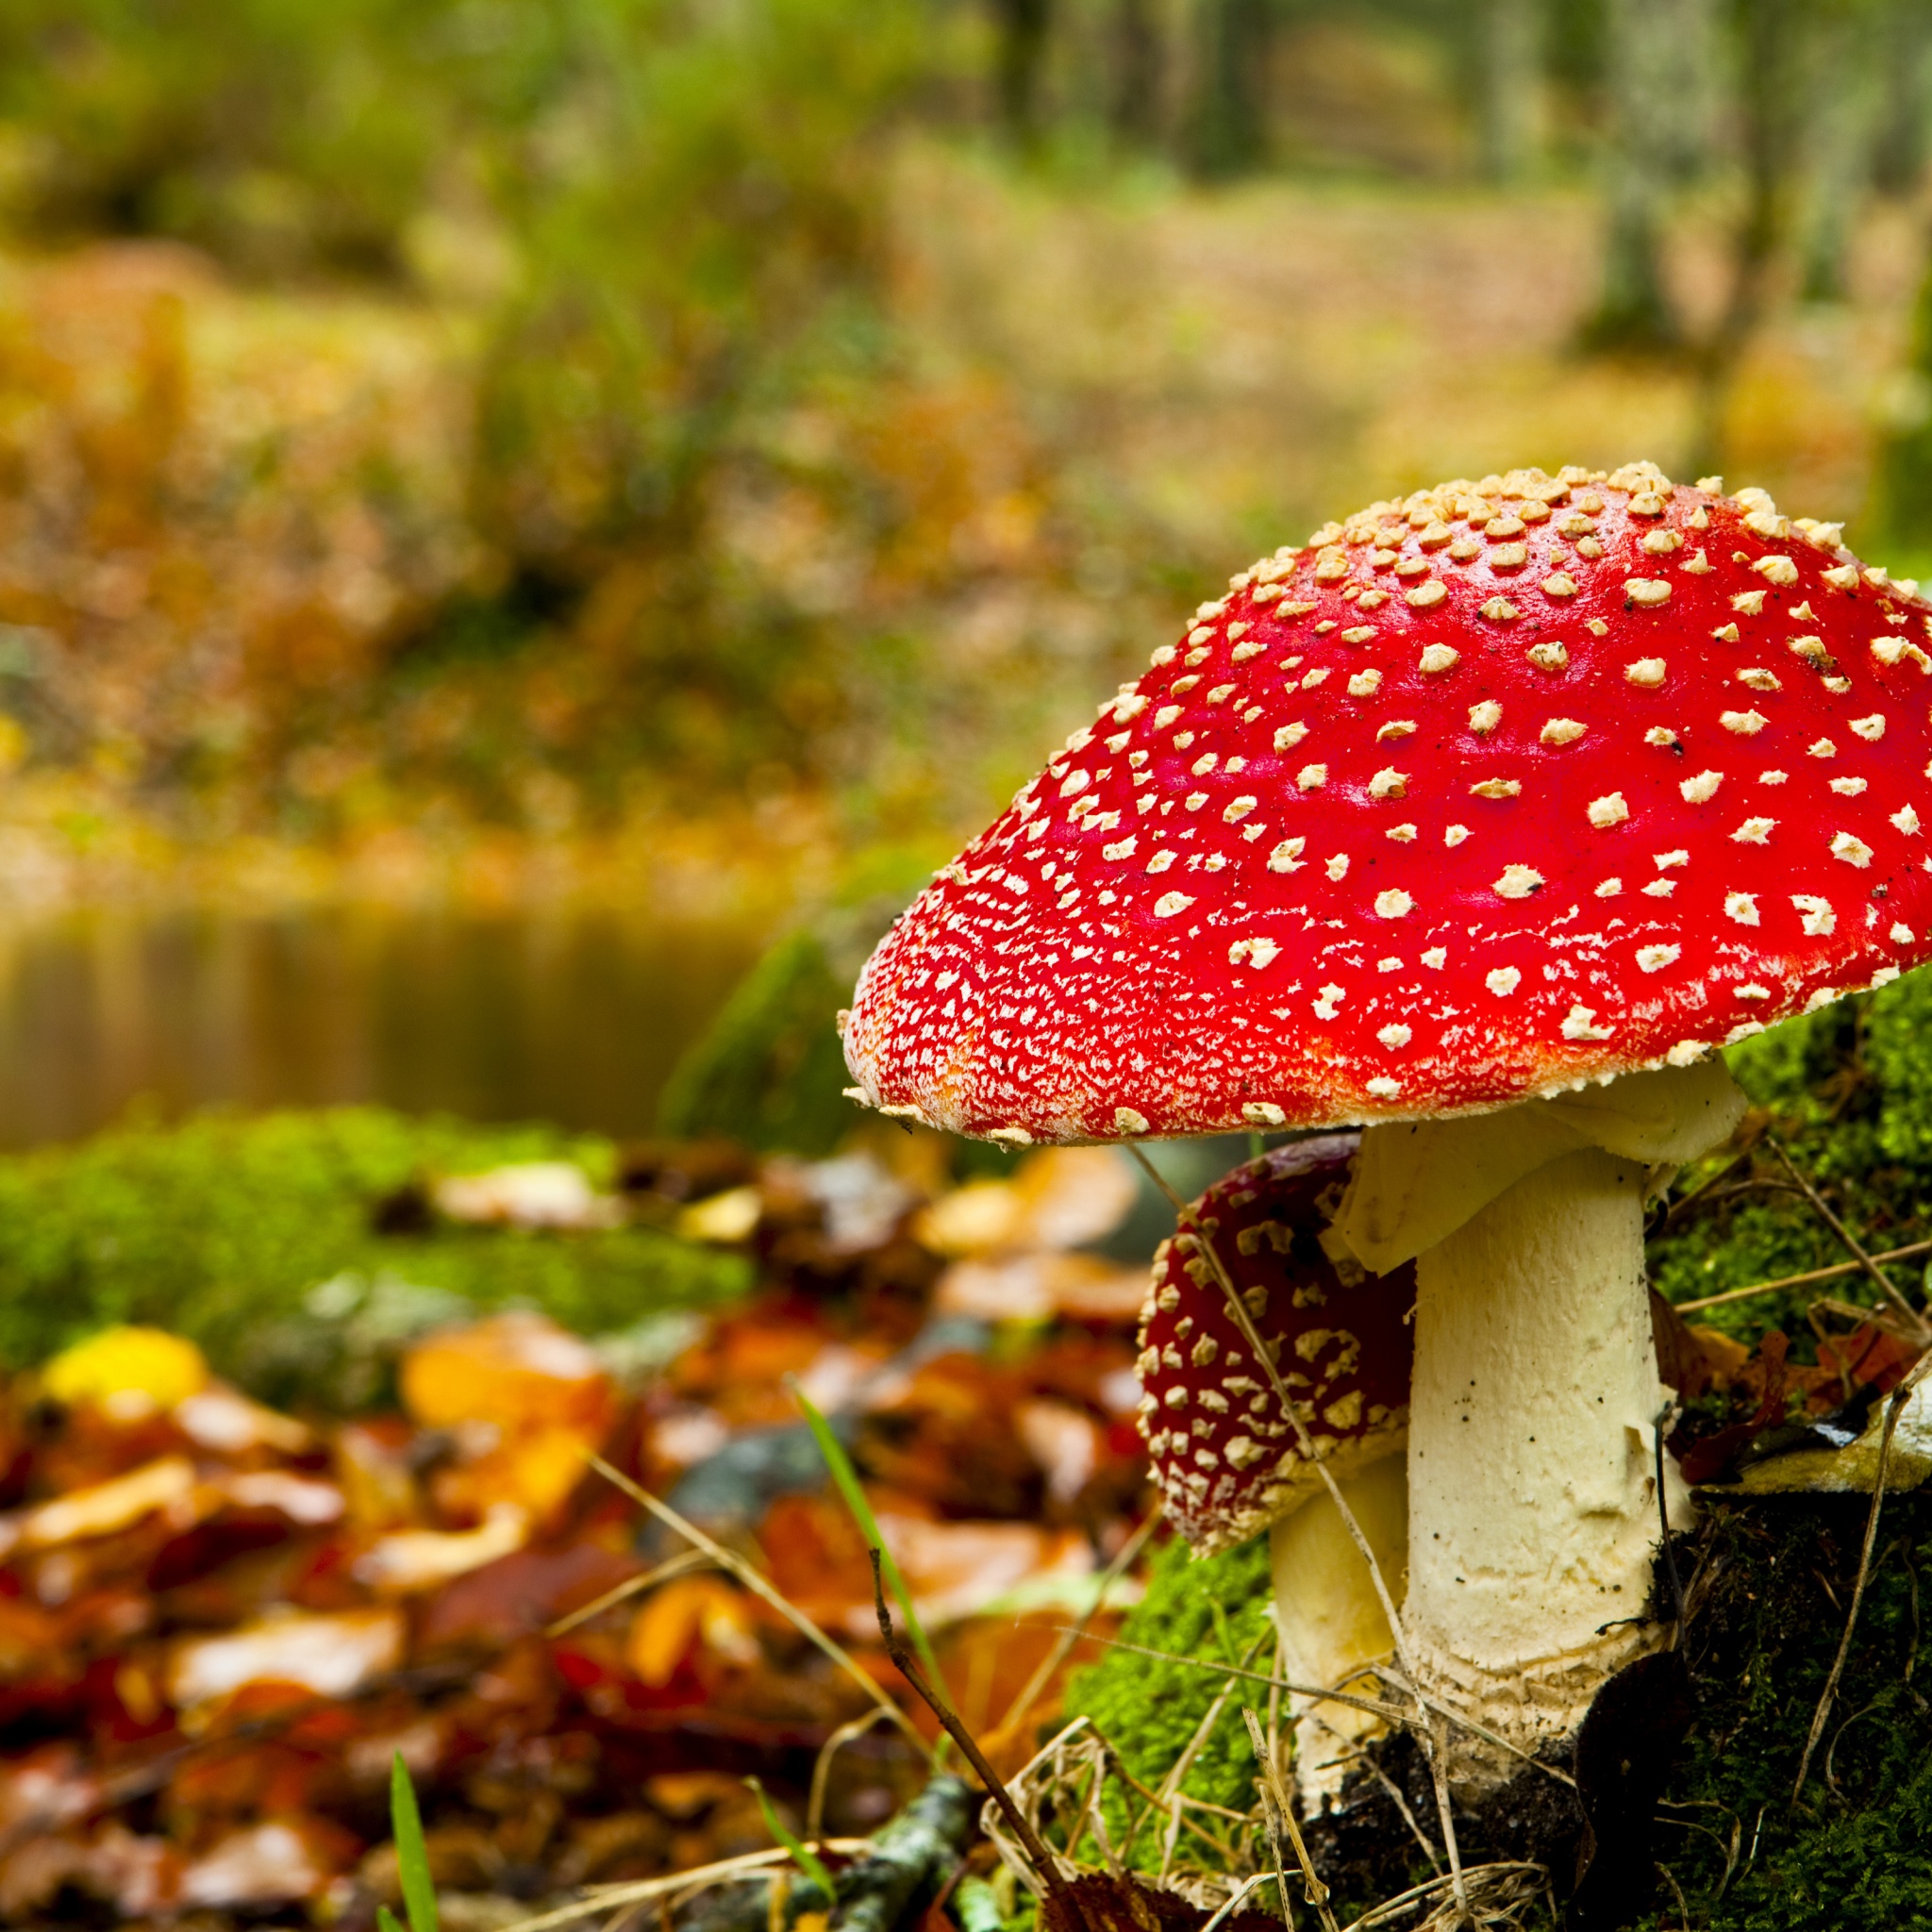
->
[4,0,1932,1140]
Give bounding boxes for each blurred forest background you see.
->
[6,0,1932,1132]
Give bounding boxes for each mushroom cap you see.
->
[1136,1134,1413,1555]
[845,462,1932,1141]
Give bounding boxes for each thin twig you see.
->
[869,1551,1079,1913]
[1767,1139,1926,1334]
[586,1454,927,1754]
[808,1707,894,1845]
[1198,1872,1279,1932]
[1059,1629,1576,1787]
[1674,1238,1932,1314]
[543,1549,712,1639]
[994,1504,1162,1741]
[1244,1707,1340,1932]
[492,1843,873,1932]
[1791,1356,1931,1801]
[1154,1632,1270,1882]
[1127,1146,1470,1924]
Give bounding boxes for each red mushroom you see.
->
[844,462,1924,1775]
[1138,1134,1413,1807]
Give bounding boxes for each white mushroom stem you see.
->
[1270,1454,1407,1814]
[1334,1058,1746,1783]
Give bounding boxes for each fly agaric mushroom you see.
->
[1139,1135,1414,1807]
[843,461,1932,1778]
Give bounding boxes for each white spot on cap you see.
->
[1378,1024,1413,1048]
[1808,739,1836,758]
[1268,839,1307,873]
[1721,711,1768,735]
[1469,701,1503,733]
[1313,984,1345,1019]
[1375,889,1413,919]
[1681,770,1724,802]
[1595,877,1623,896]
[1527,642,1569,672]
[1154,891,1195,917]
[1562,1004,1614,1040]
[1732,818,1776,844]
[1667,1041,1708,1067]
[1228,937,1282,969]
[1147,850,1175,873]
[990,1126,1035,1146]
[1736,984,1773,1000]
[1115,1108,1150,1134]
[1725,891,1759,925]
[1541,719,1587,745]
[1792,894,1836,935]
[1406,581,1447,608]
[1487,966,1523,994]
[1590,793,1630,827]
[1366,1077,1402,1098]
[1637,944,1681,972]
[1626,658,1667,686]
[1444,824,1471,847]
[1155,706,1181,728]
[1851,714,1887,741]
[1419,644,1459,674]
[1112,694,1149,722]
[1369,769,1407,799]
[1626,579,1673,607]
[1224,795,1258,823]
[1104,837,1138,859]
[1325,854,1350,881]
[1423,947,1447,967]
[1831,777,1867,796]
[1242,1102,1287,1126]
[1059,769,1091,797]
[1832,831,1874,868]
[1274,723,1307,750]
[1471,778,1522,799]
[1894,806,1922,836]
[1752,555,1801,585]
[1298,764,1328,791]
[1893,923,1917,944]
[1378,720,1417,741]
[1493,865,1543,898]
[1348,671,1382,696]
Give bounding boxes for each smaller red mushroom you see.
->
[1137,1135,1414,1809]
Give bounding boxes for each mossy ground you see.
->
[1067,963,1932,1928]
[0,1107,749,1400]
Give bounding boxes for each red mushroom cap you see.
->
[1137,1134,1413,1555]
[846,463,1932,1141]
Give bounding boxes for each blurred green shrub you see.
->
[0,1107,748,1393]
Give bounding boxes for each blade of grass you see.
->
[743,1775,835,1897]
[391,1752,440,1932]
[584,1453,929,1757]
[789,1377,945,1692]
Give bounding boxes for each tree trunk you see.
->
[1873,0,1932,195]
[991,0,1054,151]
[1581,0,1717,350]
[1109,0,1164,150]
[1188,0,1271,179]
[1798,3,1883,303]
[1476,0,1541,185]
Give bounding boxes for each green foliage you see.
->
[0,1107,748,1390]
[1065,1530,1274,1833]
[658,928,857,1156]
[0,0,455,274]
[386,1752,440,1932]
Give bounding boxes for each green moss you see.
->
[1066,1531,1275,1840]
[0,1107,749,1394]
[657,927,858,1158]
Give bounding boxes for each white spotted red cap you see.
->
[1135,1134,1412,1555]
[843,462,1927,1142]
